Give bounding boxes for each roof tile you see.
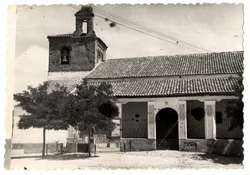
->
[86,51,243,79]
[86,77,239,97]
[47,77,82,93]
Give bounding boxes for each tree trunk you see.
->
[88,127,91,157]
[42,127,46,157]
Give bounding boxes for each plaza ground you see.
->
[10,150,243,170]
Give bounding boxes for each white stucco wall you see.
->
[12,106,68,144]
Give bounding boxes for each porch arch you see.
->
[156,108,179,150]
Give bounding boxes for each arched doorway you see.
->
[156,108,179,150]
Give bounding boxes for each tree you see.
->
[225,74,244,131]
[13,82,69,157]
[62,79,119,156]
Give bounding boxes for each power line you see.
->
[69,5,210,53]
[93,6,210,53]
[93,7,187,45]
[94,14,202,53]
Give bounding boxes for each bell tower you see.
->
[47,6,107,80]
[74,6,94,36]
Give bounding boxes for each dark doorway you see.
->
[156,108,179,150]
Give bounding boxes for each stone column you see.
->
[179,101,187,139]
[68,125,74,138]
[66,125,77,153]
[204,101,216,139]
[112,103,122,138]
[148,102,156,139]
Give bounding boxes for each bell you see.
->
[62,56,68,62]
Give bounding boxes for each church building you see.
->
[47,6,243,155]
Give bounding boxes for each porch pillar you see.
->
[112,103,122,138]
[148,102,156,139]
[179,101,187,139]
[204,101,216,139]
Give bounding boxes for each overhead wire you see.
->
[94,14,202,53]
[69,4,210,53]
[92,6,210,53]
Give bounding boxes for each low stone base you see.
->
[66,142,77,153]
[12,143,62,154]
[11,149,24,155]
[66,142,120,153]
[5,139,11,170]
[179,139,243,156]
[120,138,156,152]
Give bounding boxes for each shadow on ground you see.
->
[38,153,99,161]
[190,153,243,165]
[12,153,99,161]
[11,155,42,159]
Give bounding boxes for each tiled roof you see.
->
[48,77,239,97]
[47,33,74,38]
[48,77,82,93]
[86,51,243,79]
[90,77,238,97]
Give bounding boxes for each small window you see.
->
[61,47,70,64]
[216,112,223,124]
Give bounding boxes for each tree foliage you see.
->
[14,82,69,130]
[62,79,119,132]
[225,74,244,131]
[14,82,70,157]
[13,79,119,156]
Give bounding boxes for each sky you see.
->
[13,3,244,94]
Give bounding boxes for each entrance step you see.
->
[95,143,120,153]
[156,139,179,150]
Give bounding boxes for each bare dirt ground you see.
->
[10,150,243,170]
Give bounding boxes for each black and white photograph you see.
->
[2,0,250,173]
